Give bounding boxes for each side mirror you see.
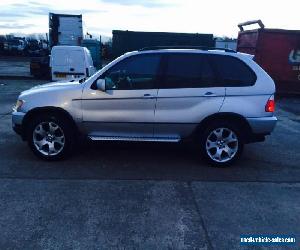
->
[96,79,106,91]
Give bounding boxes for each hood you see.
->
[31,80,80,89]
[20,80,81,96]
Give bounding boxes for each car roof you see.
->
[125,49,253,59]
[139,46,236,53]
[51,45,85,50]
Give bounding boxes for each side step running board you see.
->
[88,136,180,143]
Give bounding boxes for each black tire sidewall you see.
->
[199,121,244,167]
[27,114,74,160]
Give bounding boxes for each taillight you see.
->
[265,98,275,112]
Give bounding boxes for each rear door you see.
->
[51,48,69,81]
[154,53,225,139]
[68,48,86,79]
[51,48,86,81]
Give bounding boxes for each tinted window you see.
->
[103,54,161,90]
[163,54,216,88]
[209,55,256,86]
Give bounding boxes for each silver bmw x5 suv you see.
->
[12,47,277,166]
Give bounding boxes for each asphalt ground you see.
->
[0,78,299,249]
[0,56,31,78]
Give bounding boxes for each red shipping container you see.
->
[237,20,300,94]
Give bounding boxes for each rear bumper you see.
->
[246,116,277,135]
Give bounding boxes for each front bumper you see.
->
[12,111,26,139]
[246,116,277,135]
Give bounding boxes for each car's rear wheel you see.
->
[200,122,243,167]
[27,114,74,160]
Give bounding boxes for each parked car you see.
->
[50,46,96,81]
[12,47,277,166]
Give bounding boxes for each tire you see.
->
[26,113,75,160]
[199,121,244,167]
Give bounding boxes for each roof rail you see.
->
[138,46,236,53]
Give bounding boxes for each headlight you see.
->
[13,100,24,112]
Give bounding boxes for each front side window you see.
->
[103,54,161,90]
[208,55,257,86]
[162,53,216,89]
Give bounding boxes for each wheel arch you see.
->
[22,106,78,140]
[193,112,253,142]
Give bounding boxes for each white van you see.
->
[50,46,96,81]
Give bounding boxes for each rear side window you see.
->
[162,53,216,88]
[209,55,256,86]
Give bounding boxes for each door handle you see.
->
[204,91,217,96]
[143,94,156,99]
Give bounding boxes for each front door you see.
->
[81,53,162,138]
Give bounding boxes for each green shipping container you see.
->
[112,30,215,58]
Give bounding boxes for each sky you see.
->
[0,0,299,38]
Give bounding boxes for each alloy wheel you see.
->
[33,121,65,156]
[205,127,239,163]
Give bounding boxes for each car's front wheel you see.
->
[200,122,243,167]
[27,114,74,160]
